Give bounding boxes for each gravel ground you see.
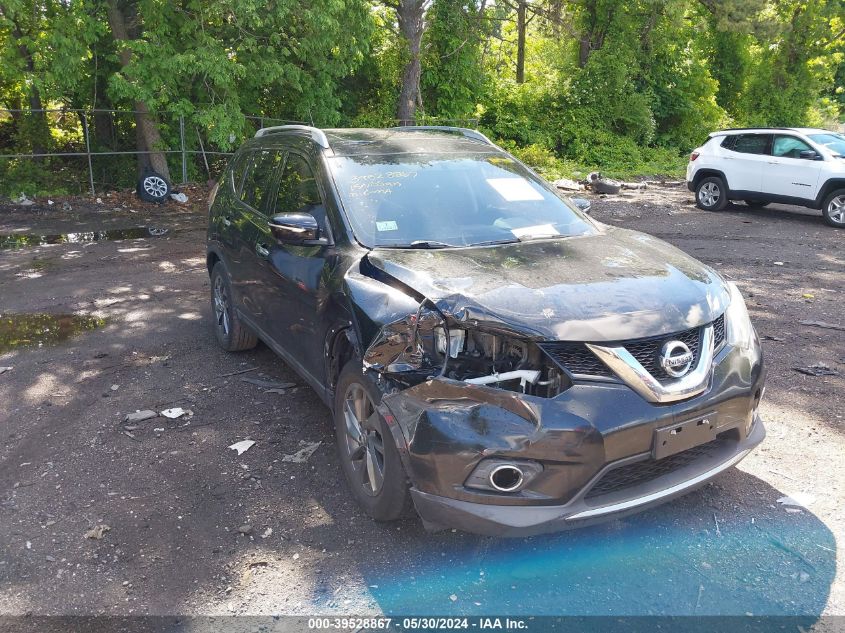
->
[0,185,843,623]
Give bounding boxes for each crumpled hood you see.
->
[365,227,730,342]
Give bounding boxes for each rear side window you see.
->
[731,134,770,155]
[772,135,812,158]
[273,154,324,222]
[240,149,284,211]
[720,136,736,150]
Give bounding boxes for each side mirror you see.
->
[571,197,592,214]
[268,213,325,245]
[799,149,822,161]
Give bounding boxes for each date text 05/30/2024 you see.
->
[307,617,529,630]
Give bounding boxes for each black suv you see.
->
[207,125,766,536]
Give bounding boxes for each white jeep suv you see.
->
[686,127,845,228]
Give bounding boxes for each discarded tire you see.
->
[137,172,171,203]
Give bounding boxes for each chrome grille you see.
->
[539,313,725,381]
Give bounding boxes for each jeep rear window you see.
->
[731,134,770,155]
[328,153,594,248]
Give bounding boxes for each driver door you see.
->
[764,134,823,200]
[252,152,337,382]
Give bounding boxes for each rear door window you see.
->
[240,149,285,212]
[731,134,771,155]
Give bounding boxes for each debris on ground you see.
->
[61,201,72,211]
[169,192,189,203]
[14,193,35,206]
[777,493,816,508]
[799,320,845,332]
[0,366,12,375]
[261,527,273,539]
[620,181,647,190]
[237,524,253,536]
[220,366,259,377]
[450,594,458,602]
[553,178,583,192]
[84,524,111,540]
[281,440,321,464]
[773,261,784,266]
[160,407,190,419]
[228,440,256,456]
[762,335,785,342]
[123,409,158,423]
[793,363,839,377]
[240,377,296,390]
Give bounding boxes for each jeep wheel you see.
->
[334,361,410,521]
[695,177,728,211]
[210,261,258,351]
[822,190,845,228]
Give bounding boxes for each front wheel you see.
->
[695,176,728,211]
[210,261,258,351]
[822,189,845,228]
[334,361,410,521]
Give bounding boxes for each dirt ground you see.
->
[0,184,843,624]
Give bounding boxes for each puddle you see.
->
[0,313,107,354]
[0,226,169,249]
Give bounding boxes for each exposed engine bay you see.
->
[362,305,568,399]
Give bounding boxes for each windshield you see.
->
[328,152,595,248]
[809,133,845,156]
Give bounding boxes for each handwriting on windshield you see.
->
[348,171,417,198]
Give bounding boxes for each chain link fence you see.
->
[0,109,480,197]
[0,108,305,197]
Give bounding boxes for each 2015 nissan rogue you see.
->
[206,125,766,536]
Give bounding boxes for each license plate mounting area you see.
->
[652,413,718,460]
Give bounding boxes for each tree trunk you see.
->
[105,0,170,180]
[516,1,526,83]
[396,0,427,125]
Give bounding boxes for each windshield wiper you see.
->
[382,240,456,249]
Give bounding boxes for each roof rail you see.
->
[391,125,495,147]
[709,127,794,136]
[254,124,330,149]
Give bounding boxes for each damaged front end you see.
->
[343,252,765,537]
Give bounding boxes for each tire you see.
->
[821,189,845,228]
[210,261,258,352]
[137,171,171,203]
[695,176,728,211]
[334,361,410,522]
[743,199,770,209]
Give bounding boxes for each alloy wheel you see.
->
[213,275,230,336]
[142,175,169,199]
[828,195,845,225]
[342,383,385,496]
[699,182,720,208]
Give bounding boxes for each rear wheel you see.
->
[210,261,258,351]
[334,361,410,521]
[822,190,845,228]
[695,176,728,211]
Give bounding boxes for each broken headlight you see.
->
[434,327,568,397]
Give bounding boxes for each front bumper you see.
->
[379,340,766,536]
[410,417,764,536]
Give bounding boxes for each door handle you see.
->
[255,243,270,258]
[767,161,779,164]
[222,216,232,227]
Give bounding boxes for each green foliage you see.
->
[422,0,486,119]
[0,0,842,196]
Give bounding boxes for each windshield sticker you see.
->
[376,220,399,232]
[487,177,545,202]
[510,224,560,239]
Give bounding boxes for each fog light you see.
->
[464,459,542,493]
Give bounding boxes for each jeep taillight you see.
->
[690,152,700,161]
